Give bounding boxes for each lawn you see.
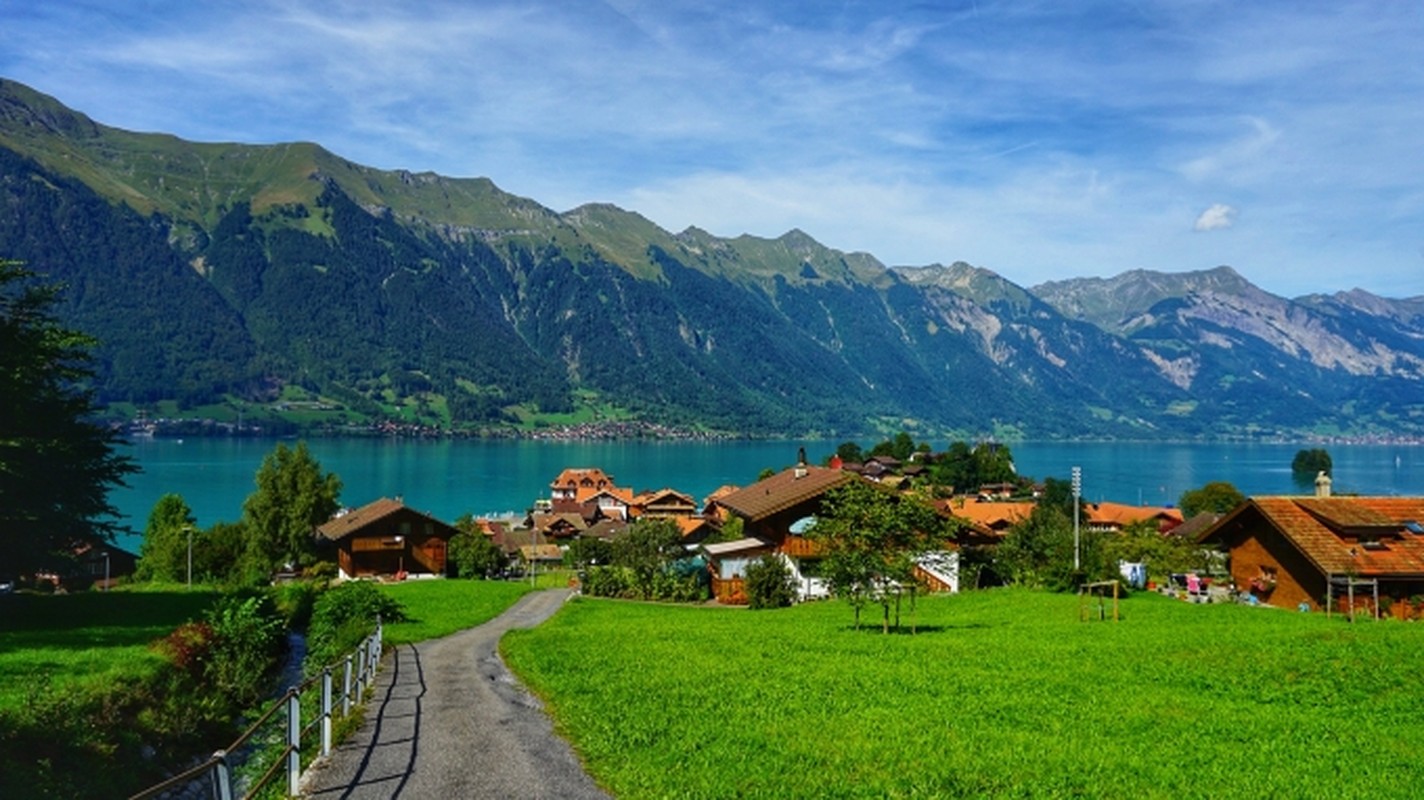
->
[379,578,540,645]
[502,589,1424,798]
[0,586,219,709]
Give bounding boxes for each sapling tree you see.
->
[808,478,957,632]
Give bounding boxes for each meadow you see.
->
[0,585,219,709]
[502,589,1424,798]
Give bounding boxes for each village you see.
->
[311,450,1424,620]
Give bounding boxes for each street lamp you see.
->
[394,535,405,577]
[1071,466,1082,573]
[103,550,110,592]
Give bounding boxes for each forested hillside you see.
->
[3,78,1421,439]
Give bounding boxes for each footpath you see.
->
[300,588,610,799]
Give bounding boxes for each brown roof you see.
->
[1200,496,1424,578]
[717,465,853,522]
[941,500,1035,530]
[317,497,408,541]
[551,467,615,490]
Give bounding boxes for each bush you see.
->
[273,581,320,630]
[203,592,287,707]
[745,556,796,609]
[584,565,634,598]
[304,582,405,676]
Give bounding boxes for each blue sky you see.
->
[2,0,1422,298]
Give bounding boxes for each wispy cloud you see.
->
[1,0,1422,297]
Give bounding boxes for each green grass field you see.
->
[0,586,219,709]
[379,578,539,645]
[502,589,1424,798]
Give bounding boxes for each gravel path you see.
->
[300,588,610,799]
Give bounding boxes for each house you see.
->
[529,512,588,540]
[41,542,139,590]
[550,467,617,503]
[1084,502,1184,533]
[1196,480,1424,615]
[316,498,459,580]
[939,499,1034,535]
[705,460,855,603]
[632,488,699,519]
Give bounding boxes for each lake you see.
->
[108,437,1423,552]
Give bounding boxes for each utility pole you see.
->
[186,526,194,590]
[1072,466,1082,573]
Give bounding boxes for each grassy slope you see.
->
[379,579,538,645]
[503,589,1424,799]
[0,587,219,709]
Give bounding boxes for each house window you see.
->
[400,522,411,536]
[425,523,434,537]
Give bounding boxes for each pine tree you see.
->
[0,260,136,578]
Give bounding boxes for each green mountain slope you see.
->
[2,77,1421,439]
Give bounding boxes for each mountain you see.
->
[2,77,1422,439]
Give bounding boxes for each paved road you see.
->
[300,589,610,799]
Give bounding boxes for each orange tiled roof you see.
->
[1203,496,1424,578]
[1085,502,1184,528]
[942,500,1035,530]
[316,497,407,541]
[551,467,615,491]
[575,485,634,505]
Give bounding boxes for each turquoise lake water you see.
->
[109,437,1422,552]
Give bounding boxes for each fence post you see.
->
[212,750,233,800]
[364,631,377,692]
[321,666,333,757]
[342,653,353,716]
[286,689,301,797]
[356,639,367,697]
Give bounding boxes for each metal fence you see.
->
[128,618,383,800]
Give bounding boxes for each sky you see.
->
[2,0,1422,299]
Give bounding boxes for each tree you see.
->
[996,503,1110,591]
[449,515,506,578]
[1178,481,1245,518]
[808,478,957,632]
[834,441,865,464]
[744,555,796,609]
[135,494,196,583]
[241,441,342,574]
[0,261,137,577]
[612,517,684,600]
[1292,448,1332,478]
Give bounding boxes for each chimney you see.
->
[1314,471,1332,498]
[794,447,808,479]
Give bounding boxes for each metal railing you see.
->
[128,617,383,800]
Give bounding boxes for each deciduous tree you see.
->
[0,260,136,577]
[241,441,341,575]
[135,493,196,583]
[808,478,957,632]
[1178,481,1245,518]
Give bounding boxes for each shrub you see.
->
[584,565,634,598]
[273,581,320,630]
[304,582,405,676]
[745,556,796,609]
[203,592,287,707]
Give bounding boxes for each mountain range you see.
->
[2,78,1421,440]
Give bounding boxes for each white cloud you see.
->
[1194,204,1237,232]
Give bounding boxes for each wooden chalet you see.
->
[706,461,854,603]
[632,488,698,518]
[1197,482,1424,615]
[316,498,458,579]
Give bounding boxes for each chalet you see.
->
[529,512,588,540]
[939,499,1034,535]
[316,498,459,580]
[1084,502,1184,534]
[707,461,854,603]
[1197,480,1424,616]
[632,488,698,519]
[550,467,616,503]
